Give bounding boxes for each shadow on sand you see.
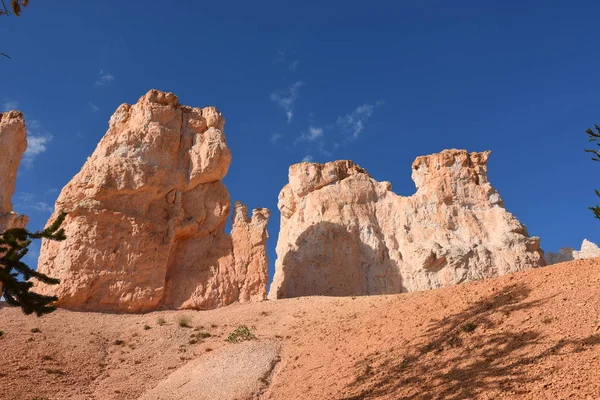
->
[340,282,600,400]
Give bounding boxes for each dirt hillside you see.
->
[1,258,600,400]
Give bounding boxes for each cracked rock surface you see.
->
[36,89,269,312]
[270,150,545,299]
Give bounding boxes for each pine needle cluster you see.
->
[0,212,66,316]
[585,125,600,220]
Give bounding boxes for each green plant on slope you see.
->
[226,325,256,343]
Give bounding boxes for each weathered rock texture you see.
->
[0,111,28,233]
[269,150,545,299]
[0,110,29,295]
[36,90,269,312]
[546,239,600,265]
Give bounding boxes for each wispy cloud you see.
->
[302,154,314,162]
[2,99,19,111]
[307,125,323,141]
[270,133,283,144]
[337,101,383,140]
[270,81,304,123]
[273,50,286,64]
[23,117,52,168]
[15,192,55,215]
[88,101,100,112]
[23,134,52,168]
[94,69,115,87]
[289,60,299,71]
[296,125,324,145]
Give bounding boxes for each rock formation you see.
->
[269,150,545,299]
[546,239,600,265]
[0,110,29,295]
[35,90,269,312]
[0,111,28,233]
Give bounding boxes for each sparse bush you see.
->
[0,330,4,337]
[143,324,151,330]
[226,325,256,343]
[31,327,41,333]
[113,339,125,346]
[461,322,477,333]
[177,315,192,328]
[585,124,600,219]
[156,317,166,326]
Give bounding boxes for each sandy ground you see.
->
[1,258,600,400]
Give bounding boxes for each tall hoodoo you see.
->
[36,90,269,312]
[0,110,29,295]
[0,110,28,232]
[269,149,544,299]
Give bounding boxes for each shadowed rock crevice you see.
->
[275,222,403,299]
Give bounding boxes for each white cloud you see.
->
[337,101,382,139]
[270,81,303,123]
[289,60,299,71]
[270,133,283,144]
[23,133,52,168]
[29,201,54,214]
[302,154,314,162]
[295,125,324,145]
[43,187,60,197]
[307,125,323,141]
[94,69,115,87]
[14,193,54,215]
[2,99,19,111]
[88,101,100,112]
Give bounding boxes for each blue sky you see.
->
[2,1,600,278]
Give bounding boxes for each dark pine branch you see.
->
[0,212,66,316]
[585,125,600,220]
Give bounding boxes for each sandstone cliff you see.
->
[36,90,269,312]
[546,239,600,265]
[269,150,545,299]
[0,111,28,232]
[0,110,29,295]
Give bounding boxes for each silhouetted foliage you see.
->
[0,0,28,17]
[0,0,29,58]
[585,124,600,220]
[0,212,66,316]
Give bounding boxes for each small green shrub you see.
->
[157,317,166,326]
[31,327,41,333]
[113,339,125,346]
[143,324,151,330]
[226,325,256,343]
[178,315,192,328]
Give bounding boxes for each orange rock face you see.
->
[0,110,29,295]
[0,111,28,232]
[269,150,545,299]
[36,90,269,312]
